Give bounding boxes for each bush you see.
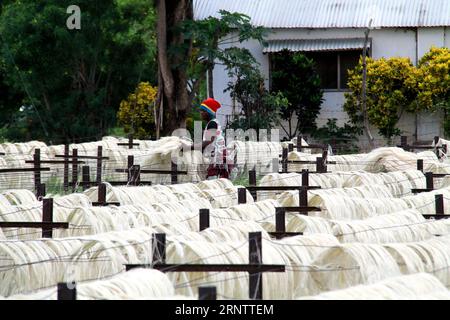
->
[312,119,361,154]
[271,50,323,137]
[225,48,286,134]
[416,47,450,137]
[344,57,419,141]
[117,82,157,139]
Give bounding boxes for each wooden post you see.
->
[316,157,325,173]
[82,166,90,191]
[275,208,286,233]
[425,172,434,190]
[297,135,302,152]
[282,148,288,173]
[301,170,309,187]
[127,155,134,182]
[128,134,134,149]
[249,232,263,300]
[299,187,308,208]
[171,162,178,185]
[238,188,247,204]
[57,283,77,300]
[249,169,257,186]
[417,159,424,172]
[63,144,69,192]
[36,183,46,200]
[33,148,41,192]
[322,149,328,163]
[72,149,78,192]
[199,209,210,231]
[42,198,53,238]
[249,169,257,200]
[152,233,166,265]
[401,136,408,150]
[198,286,217,300]
[129,165,141,186]
[436,194,444,215]
[98,183,107,204]
[96,146,103,184]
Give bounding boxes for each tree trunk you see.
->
[155,0,193,135]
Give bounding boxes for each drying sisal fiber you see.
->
[1,268,177,300]
[330,209,449,243]
[300,273,450,300]
[227,141,282,175]
[306,235,450,296]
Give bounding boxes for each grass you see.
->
[231,170,263,187]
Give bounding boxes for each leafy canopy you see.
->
[0,0,156,143]
[344,56,419,140]
[271,50,323,138]
[225,48,286,132]
[117,82,158,139]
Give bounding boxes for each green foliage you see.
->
[0,0,156,143]
[0,59,24,129]
[107,126,126,138]
[344,56,420,140]
[225,49,285,132]
[312,119,361,154]
[417,47,450,108]
[416,47,450,137]
[179,10,267,99]
[117,82,158,139]
[271,50,324,137]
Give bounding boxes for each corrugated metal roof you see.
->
[194,0,450,28]
[262,38,370,53]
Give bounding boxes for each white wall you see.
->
[213,27,447,143]
[418,27,445,59]
[445,27,450,48]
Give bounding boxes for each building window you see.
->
[304,50,362,90]
[270,50,363,91]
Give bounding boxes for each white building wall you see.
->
[445,27,450,48]
[213,27,447,145]
[418,27,445,58]
[371,28,417,63]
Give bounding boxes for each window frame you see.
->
[269,43,371,93]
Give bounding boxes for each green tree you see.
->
[0,59,24,132]
[117,82,158,139]
[0,0,156,143]
[271,50,323,138]
[416,47,450,136]
[154,1,266,136]
[181,10,266,98]
[344,57,419,141]
[225,48,285,133]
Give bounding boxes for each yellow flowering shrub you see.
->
[344,56,419,139]
[417,47,450,109]
[117,82,157,139]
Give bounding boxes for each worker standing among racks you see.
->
[197,98,231,179]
